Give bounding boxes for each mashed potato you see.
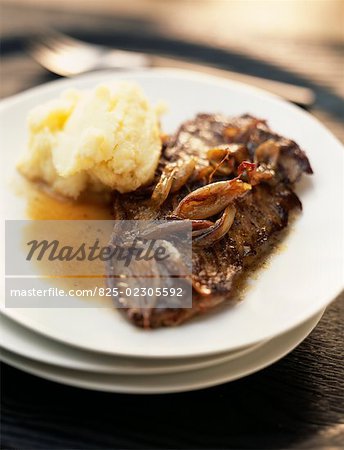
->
[18,82,163,198]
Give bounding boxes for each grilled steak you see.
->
[107,114,312,328]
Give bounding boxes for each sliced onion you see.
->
[192,205,236,247]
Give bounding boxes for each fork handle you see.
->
[151,55,315,108]
[99,50,314,108]
[100,49,152,69]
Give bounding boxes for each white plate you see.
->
[0,313,263,374]
[1,69,343,358]
[0,310,324,394]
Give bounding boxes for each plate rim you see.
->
[0,312,265,374]
[0,309,325,394]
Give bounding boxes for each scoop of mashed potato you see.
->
[18,82,163,198]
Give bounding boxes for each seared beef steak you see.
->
[107,114,312,328]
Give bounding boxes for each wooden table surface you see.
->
[1,4,343,449]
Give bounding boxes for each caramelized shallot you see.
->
[170,158,196,193]
[150,158,196,206]
[192,205,236,247]
[174,178,251,219]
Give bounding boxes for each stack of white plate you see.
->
[0,308,327,393]
[1,70,343,393]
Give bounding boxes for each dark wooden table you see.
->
[1,4,343,449]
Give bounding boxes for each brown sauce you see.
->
[22,182,114,306]
[26,183,113,221]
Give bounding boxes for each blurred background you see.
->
[1,0,343,142]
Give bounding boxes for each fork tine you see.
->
[45,30,97,51]
[30,30,93,56]
[27,30,101,76]
[28,40,76,76]
[42,36,72,52]
[27,29,150,77]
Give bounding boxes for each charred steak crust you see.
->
[108,114,312,328]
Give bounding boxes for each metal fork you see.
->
[28,31,314,107]
[28,31,151,76]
